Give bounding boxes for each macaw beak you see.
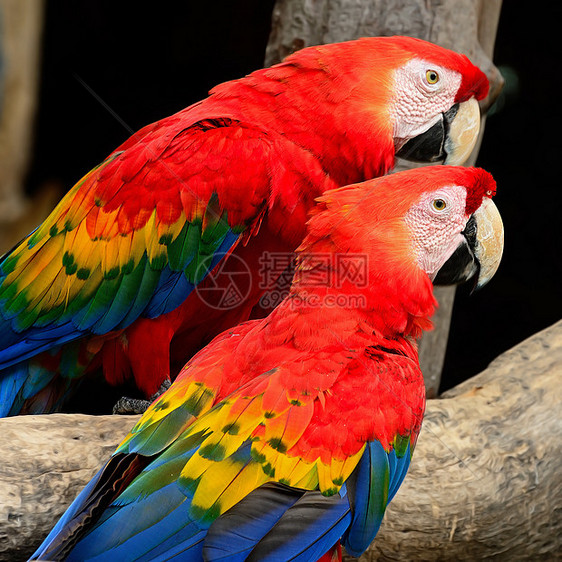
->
[433,197,504,289]
[471,197,504,289]
[396,98,481,166]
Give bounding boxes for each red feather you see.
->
[0,37,490,408]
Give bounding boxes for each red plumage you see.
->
[31,166,502,561]
[0,37,490,414]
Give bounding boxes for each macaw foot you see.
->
[112,378,172,415]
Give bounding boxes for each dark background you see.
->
[24,2,562,397]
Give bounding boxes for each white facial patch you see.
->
[404,185,468,279]
[390,58,462,146]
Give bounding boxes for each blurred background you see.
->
[1,1,560,397]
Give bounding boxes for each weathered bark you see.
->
[417,285,455,397]
[350,319,562,560]
[0,414,140,561]
[266,0,503,93]
[2,320,561,561]
[266,0,503,397]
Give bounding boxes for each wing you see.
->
[0,118,274,370]
[32,353,422,561]
[114,319,262,457]
[0,340,93,416]
[342,437,412,556]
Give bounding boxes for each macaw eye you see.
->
[432,198,447,211]
[426,70,440,84]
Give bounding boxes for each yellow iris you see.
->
[426,69,439,84]
[432,198,447,211]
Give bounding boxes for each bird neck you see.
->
[268,243,436,349]
[207,63,396,186]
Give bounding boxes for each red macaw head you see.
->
[305,165,503,298]
[273,36,489,174]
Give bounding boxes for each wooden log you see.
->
[1,320,561,560]
[0,414,140,561]
[265,0,504,396]
[416,285,455,397]
[351,319,562,561]
[265,0,503,85]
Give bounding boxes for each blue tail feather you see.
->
[203,483,305,561]
[343,441,390,557]
[246,487,351,562]
[0,342,87,416]
[0,363,28,417]
[68,486,199,561]
[387,443,411,502]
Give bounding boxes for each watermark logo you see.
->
[257,252,295,310]
[258,252,369,310]
[287,291,367,310]
[332,254,368,288]
[194,252,252,311]
[194,251,369,311]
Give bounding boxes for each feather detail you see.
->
[28,162,503,560]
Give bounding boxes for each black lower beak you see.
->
[433,214,480,287]
[396,104,459,163]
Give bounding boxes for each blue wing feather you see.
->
[247,487,351,562]
[387,443,412,502]
[0,321,77,369]
[0,231,239,416]
[0,363,28,416]
[343,440,412,556]
[203,483,306,561]
[343,440,390,556]
[67,486,204,562]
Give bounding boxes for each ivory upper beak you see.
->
[473,197,504,289]
[444,98,481,165]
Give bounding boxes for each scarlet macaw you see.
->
[0,36,489,415]
[32,165,504,561]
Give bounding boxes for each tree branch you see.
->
[2,321,561,560]
[265,0,504,397]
